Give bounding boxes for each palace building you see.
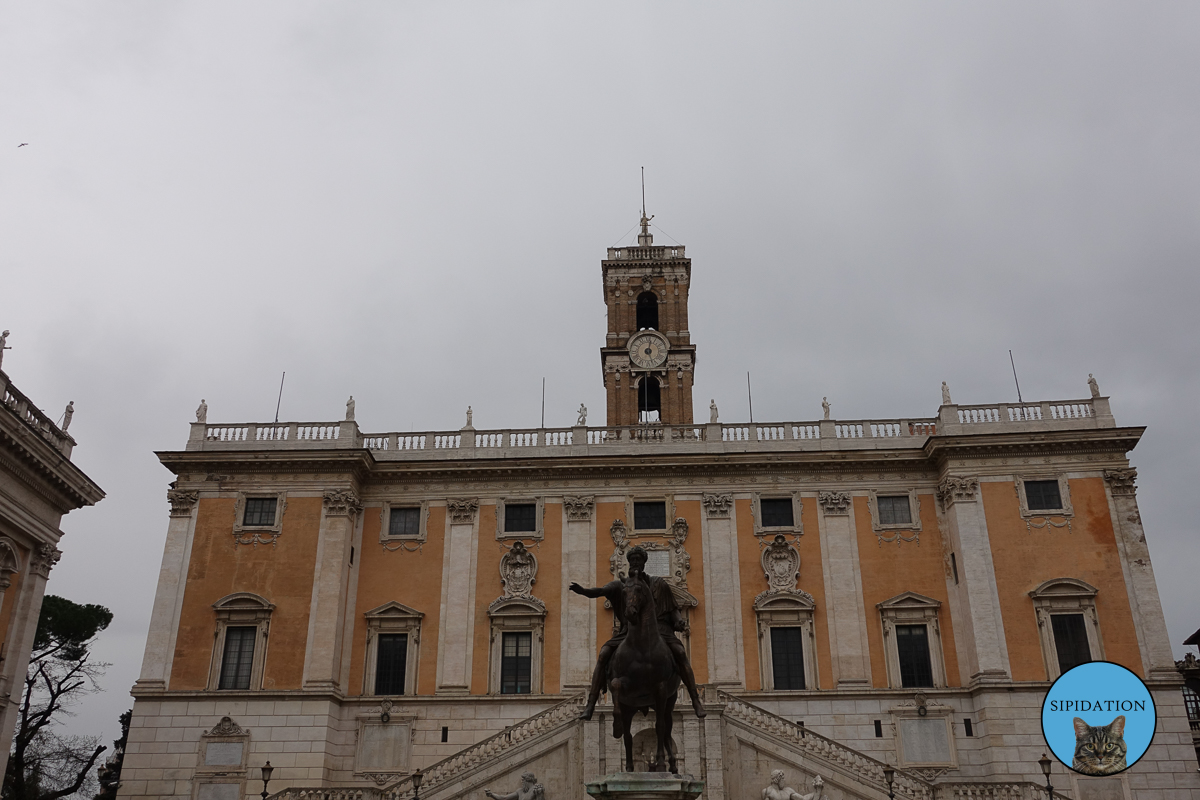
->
[120,218,1197,800]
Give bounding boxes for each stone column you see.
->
[1104,469,1177,679]
[135,489,199,690]
[561,496,597,690]
[816,491,872,688]
[436,498,480,694]
[700,493,745,687]
[937,476,1011,683]
[0,543,59,774]
[302,489,360,691]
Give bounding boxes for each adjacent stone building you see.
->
[120,219,1198,800]
[0,367,105,776]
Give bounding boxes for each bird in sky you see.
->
[17,143,28,147]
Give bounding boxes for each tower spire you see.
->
[638,166,654,246]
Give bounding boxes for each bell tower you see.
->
[601,214,696,426]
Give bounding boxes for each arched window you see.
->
[637,376,661,423]
[636,292,658,330]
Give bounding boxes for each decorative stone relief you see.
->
[0,539,18,590]
[207,717,248,737]
[760,535,800,594]
[499,541,537,599]
[669,517,689,547]
[167,489,199,517]
[564,496,594,521]
[29,543,61,578]
[936,476,979,508]
[447,498,479,524]
[609,518,628,549]
[1104,468,1138,496]
[817,491,851,515]
[323,489,362,517]
[702,493,732,518]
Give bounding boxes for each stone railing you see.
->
[0,371,75,457]
[185,396,1116,459]
[942,784,1070,800]
[715,689,934,800]
[268,791,381,800]
[379,694,584,800]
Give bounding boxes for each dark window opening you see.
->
[389,507,421,538]
[637,377,661,423]
[500,632,532,694]
[770,627,806,690]
[950,553,959,584]
[760,499,794,528]
[218,626,256,690]
[243,497,277,527]
[877,495,912,525]
[350,546,354,565]
[1051,613,1092,673]
[1183,685,1200,723]
[1025,480,1063,511]
[896,624,935,688]
[441,726,449,743]
[964,718,974,737]
[636,291,659,330]
[633,501,667,530]
[374,633,408,695]
[874,720,883,738]
[505,503,537,533]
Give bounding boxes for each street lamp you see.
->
[882,765,895,800]
[1038,753,1053,799]
[259,761,274,800]
[412,767,424,800]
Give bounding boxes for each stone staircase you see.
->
[268,691,1067,800]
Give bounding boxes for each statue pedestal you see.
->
[585,773,704,800]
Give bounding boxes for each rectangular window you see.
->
[895,624,934,688]
[633,501,666,530]
[1183,686,1200,723]
[1051,613,1092,673]
[374,633,408,696]
[388,507,421,538]
[1025,480,1063,511]
[242,498,277,527]
[760,499,794,528]
[950,553,959,584]
[504,503,537,533]
[500,632,532,694]
[770,627,806,690]
[874,720,883,738]
[218,626,256,690]
[877,495,912,525]
[964,718,974,737]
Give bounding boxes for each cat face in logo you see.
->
[1072,715,1127,775]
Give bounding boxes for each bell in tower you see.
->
[600,214,697,427]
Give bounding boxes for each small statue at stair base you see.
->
[762,770,825,800]
[485,771,545,800]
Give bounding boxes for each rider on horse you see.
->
[569,545,707,721]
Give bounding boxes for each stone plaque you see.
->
[197,783,240,800]
[1075,777,1125,800]
[899,718,952,765]
[356,722,411,772]
[204,742,244,767]
[645,550,671,578]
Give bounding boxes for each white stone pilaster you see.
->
[302,490,360,690]
[135,489,199,690]
[937,476,1011,683]
[0,544,57,770]
[436,498,480,693]
[700,493,745,687]
[1103,469,1177,679]
[816,491,872,688]
[561,496,596,690]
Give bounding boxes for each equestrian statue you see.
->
[569,545,706,773]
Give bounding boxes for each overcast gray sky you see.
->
[3,2,1198,750]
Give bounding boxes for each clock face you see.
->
[628,332,669,369]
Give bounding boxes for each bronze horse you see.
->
[608,571,681,774]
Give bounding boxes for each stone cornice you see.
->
[0,422,104,512]
[924,427,1144,463]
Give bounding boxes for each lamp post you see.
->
[1038,753,1053,799]
[413,767,424,800]
[882,765,895,800]
[259,761,274,800]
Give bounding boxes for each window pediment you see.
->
[1029,577,1098,600]
[487,596,547,618]
[364,601,425,621]
[754,589,815,613]
[877,591,941,611]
